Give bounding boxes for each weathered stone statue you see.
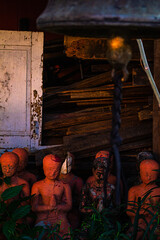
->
[127,159,160,240]
[80,150,115,213]
[12,148,37,188]
[31,154,72,237]
[59,152,83,229]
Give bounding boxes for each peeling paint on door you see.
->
[31,90,42,139]
[0,31,44,153]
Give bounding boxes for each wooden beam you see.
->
[64,37,153,61]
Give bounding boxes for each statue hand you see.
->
[49,194,57,210]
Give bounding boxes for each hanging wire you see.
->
[140,57,145,71]
[136,39,160,107]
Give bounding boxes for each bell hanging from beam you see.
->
[37,0,160,39]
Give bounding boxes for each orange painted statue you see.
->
[59,152,83,229]
[80,150,115,213]
[127,159,160,240]
[0,152,30,239]
[31,154,72,237]
[12,148,37,189]
[0,152,30,201]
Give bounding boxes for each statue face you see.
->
[140,160,159,184]
[43,160,61,180]
[92,155,108,182]
[0,152,19,177]
[1,160,18,177]
[93,167,106,182]
[61,155,72,174]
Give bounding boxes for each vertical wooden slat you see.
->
[153,40,160,159]
[30,32,44,151]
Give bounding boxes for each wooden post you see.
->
[153,40,160,160]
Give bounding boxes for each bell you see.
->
[37,0,160,38]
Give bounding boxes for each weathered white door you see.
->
[0,31,43,153]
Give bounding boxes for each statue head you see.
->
[0,152,19,177]
[136,151,154,170]
[12,148,28,172]
[43,154,62,180]
[93,150,111,181]
[61,152,74,174]
[140,159,159,184]
[137,151,154,162]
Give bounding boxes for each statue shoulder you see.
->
[17,176,28,186]
[60,180,72,192]
[73,175,83,185]
[26,171,37,181]
[32,179,44,188]
[128,184,141,194]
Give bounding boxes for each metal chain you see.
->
[111,70,123,205]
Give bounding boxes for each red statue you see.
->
[59,152,83,229]
[127,159,160,240]
[12,148,37,188]
[0,152,30,200]
[0,152,30,239]
[31,154,72,238]
[80,150,115,213]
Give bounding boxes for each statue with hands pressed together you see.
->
[31,154,72,237]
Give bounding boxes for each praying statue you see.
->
[31,154,72,237]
